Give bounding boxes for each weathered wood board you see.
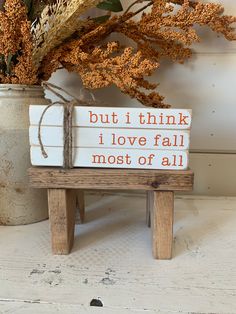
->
[28,167,194,190]
[29,106,192,170]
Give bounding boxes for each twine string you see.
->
[38,82,106,168]
[42,81,80,103]
[37,101,64,159]
[42,81,102,106]
[38,83,83,169]
[63,100,77,169]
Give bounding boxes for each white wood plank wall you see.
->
[48,0,236,196]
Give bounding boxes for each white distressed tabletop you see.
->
[0,193,236,314]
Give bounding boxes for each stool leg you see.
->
[146,191,152,228]
[75,190,85,224]
[151,191,174,260]
[48,189,76,255]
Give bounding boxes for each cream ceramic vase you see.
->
[0,85,49,225]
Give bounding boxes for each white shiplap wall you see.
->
[48,0,236,196]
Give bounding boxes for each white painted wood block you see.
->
[30,106,191,169]
[30,126,190,150]
[30,106,192,129]
[31,147,189,170]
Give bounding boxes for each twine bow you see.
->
[38,82,98,169]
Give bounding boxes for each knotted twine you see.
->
[38,82,98,169]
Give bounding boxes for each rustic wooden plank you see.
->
[151,191,174,259]
[48,189,76,254]
[29,168,194,191]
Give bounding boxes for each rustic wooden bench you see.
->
[28,167,194,259]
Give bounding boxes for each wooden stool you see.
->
[28,167,194,259]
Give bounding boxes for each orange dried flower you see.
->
[39,0,236,108]
[0,0,236,108]
[0,0,37,84]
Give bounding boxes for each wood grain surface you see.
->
[48,189,76,254]
[29,167,194,191]
[151,191,174,259]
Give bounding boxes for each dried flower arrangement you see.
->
[0,0,235,107]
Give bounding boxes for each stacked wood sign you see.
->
[28,105,194,259]
[29,106,192,169]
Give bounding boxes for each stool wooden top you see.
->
[28,167,194,191]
